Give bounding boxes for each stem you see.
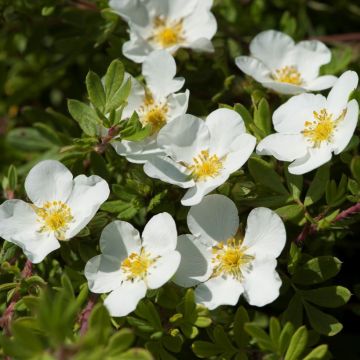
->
[294,202,360,245]
[78,294,98,335]
[0,260,33,335]
[310,33,360,43]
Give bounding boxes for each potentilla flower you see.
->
[112,50,189,164]
[257,71,359,175]
[0,160,109,263]
[235,30,337,95]
[109,0,217,63]
[84,213,180,317]
[143,108,256,206]
[173,194,286,309]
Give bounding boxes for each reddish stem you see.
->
[295,202,360,245]
[78,294,98,335]
[311,33,360,43]
[0,260,33,335]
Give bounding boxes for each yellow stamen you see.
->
[212,237,254,281]
[302,108,346,148]
[186,150,224,181]
[272,66,302,85]
[36,201,73,240]
[121,248,156,281]
[151,17,185,48]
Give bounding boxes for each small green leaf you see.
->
[304,302,343,336]
[300,286,351,308]
[303,344,328,360]
[192,341,223,358]
[86,71,106,112]
[105,59,125,101]
[254,98,271,135]
[107,77,132,113]
[284,326,308,360]
[269,317,281,348]
[107,329,135,355]
[282,294,303,329]
[285,167,303,201]
[67,99,100,136]
[7,165,18,190]
[279,322,295,355]
[248,157,289,195]
[244,323,275,351]
[292,256,342,285]
[304,165,330,206]
[233,306,250,349]
[275,204,303,220]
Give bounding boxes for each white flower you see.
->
[257,71,359,175]
[143,108,256,206]
[84,213,180,317]
[174,194,286,310]
[235,30,337,95]
[0,160,110,263]
[112,50,189,164]
[109,0,217,63]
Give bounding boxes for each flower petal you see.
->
[305,75,337,92]
[122,33,154,64]
[243,258,282,307]
[25,160,73,207]
[144,156,194,188]
[195,276,244,310]
[65,175,110,239]
[261,81,306,95]
[243,207,286,259]
[100,220,141,261]
[104,280,147,317]
[187,194,239,244]
[235,56,271,83]
[327,70,359,117]
[288,146,332,175]
[122,73,145,118]
[84,254,123,293]
[333,99,359,155]
[181,172,229,206]
[186,38,214,52]
[224,133,256,173]
[287,40,332,81]
[206,108,246,157]
[249,30,294,70]
[167,90,190,121]
[109,0,149,26]
[0,200,60,263]
[167,0,198,21]
[142,213,177,256]
[273,93,327,133]
[174,234,212,287]
[146,251,181,289]
[157,114,210,163]
[257,134,308,162]
[142,50,185,99]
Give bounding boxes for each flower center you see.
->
[302,108,346,148]
[212,237,254,281]
[36,201,73,240]
[152,17,185,48]
[186,150,223,181]
[121,248,156,281]
[272,66,302,85]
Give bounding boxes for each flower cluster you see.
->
[0,0,359,323]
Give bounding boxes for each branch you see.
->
[0,260,33,335]
[310,33,360,43]
[295,202,360,245]
[78,294,98,335]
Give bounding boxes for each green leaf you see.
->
[135,300,162,331]
[67,99,100,136]
[233,306,250,349]
[284,326,308,360]
[120,111,151,141]
[300,286,351,308]
[117,348,153,360]
[248,157,289,195]
[292,256,342,285]
[269,317,281,348]
[303,344,328,360]
[285,167,303,201]
[282,294,303,329]
[86,71,106,112]
[107,77,132,113]
[304,165,330,206]
[234,103,252,127]
[107,329,135,356]
[304,302,343,336]
[192,341,223,358]
[275,204,303,220]
[244,323,275,351]
[7,165,18,190]
[7,128,54,151]
[105,59,125,102]
[279,322,295,355]
[254,98,271,135]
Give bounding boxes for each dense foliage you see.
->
[1,0,360,359]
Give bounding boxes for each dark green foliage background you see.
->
[0,0,360,359]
